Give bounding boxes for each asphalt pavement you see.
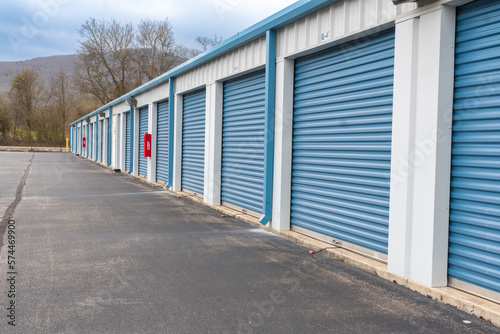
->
[0,151,499,334]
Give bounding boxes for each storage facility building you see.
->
[69,0,500,312]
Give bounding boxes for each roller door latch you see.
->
[332,239,343,246]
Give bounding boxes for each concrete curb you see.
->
[0,146,65,152]
[83,153,500,328]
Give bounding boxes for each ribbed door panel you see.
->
[448,0,500,297]
[100,120,104,162]
[290,29,395,255]
[156,101,169,183]
[182,90,206,194]
[139,107,148,177]
[89,124,92,159]
[125,113,131,172]
[103,119,107,163]
[86,125,89,157]
[221,71,266,213]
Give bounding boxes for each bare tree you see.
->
[50,68,74,136]
[8,68,44,132]
[135,18,180,82]
[73,94,101,120]
[175,44,203,59]
[0,96,11,134]
[195,34,224,52]
[74,18,135,104]
[73,17,221,105]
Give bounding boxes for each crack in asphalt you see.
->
[0,152,34,253]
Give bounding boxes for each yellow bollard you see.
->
[66,138,69,152]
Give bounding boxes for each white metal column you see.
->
[172,94,184,192]
[388,5,456,287]
[272,58,294,231]
[204,82,223,206]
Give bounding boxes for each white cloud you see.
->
[0,0,296,61]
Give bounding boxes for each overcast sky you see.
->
[0,0,297,62]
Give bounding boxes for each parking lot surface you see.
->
[0,152,499,333]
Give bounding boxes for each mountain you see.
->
[0,55,77,94]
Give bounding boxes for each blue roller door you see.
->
[77,127,80,154]
[100,119,104,162]
[125,113,131,172]
[103,119,107,163]
[156,101,169,183]
[182,90,206,195]
[290,29,395,255]
[73,127,76,153]
[448,0,500,300]
[79,126,82,155]
[139,107,149,177]
[221,71,265,214]
[89,123,94,159]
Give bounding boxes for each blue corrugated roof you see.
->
[70,0,338,125]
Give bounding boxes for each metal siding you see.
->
[290,29,395,255]
[448,0,500,297]
[221,71,266,214]
[125,113,131,172]
[276,0,416,59]
[139,107,149,177]
[156,101,169,183]
[175,37,266,94]
[182,90,206,195]
[135,82,169,108]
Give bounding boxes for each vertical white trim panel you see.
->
[409,5,456,287]
[204,82,223,206]
[103,118,108,165]
[119,113,125,170]
[272,58,295,231]
[388,17,419,279]
[172,94,184,192]
[112,115,116,168]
